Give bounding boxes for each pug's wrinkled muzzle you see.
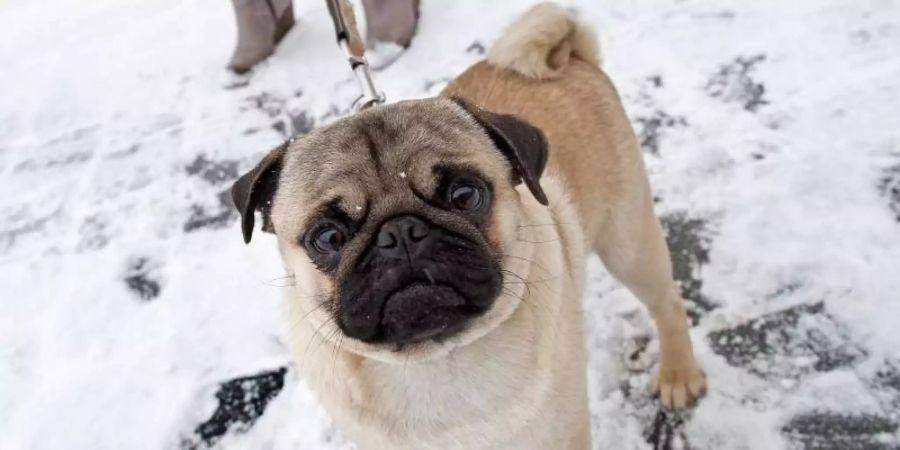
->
[337,215,501,344]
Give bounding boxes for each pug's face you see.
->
[232,97,548,360]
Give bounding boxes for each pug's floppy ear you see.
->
[450,97,549,205]
[231,141,289,244]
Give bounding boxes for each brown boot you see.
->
[229,0,295,74]
[362,0,419,49]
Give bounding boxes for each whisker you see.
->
[297,299,331,323]
[501,285,550,318]
[516,237,561,244]
[500,267,537,303]
[288,290,332,301]
[312,318,340,359]
[498,253,553,275]
[516,221,576,229]
[263,274,297,288]
[303,317,335,363]
[331,330,346,377]
[503,276,558,285]
[423,268,436,285]
[267,275,296,281]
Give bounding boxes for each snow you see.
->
[2,0,900,449]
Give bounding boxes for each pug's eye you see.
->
[449,182,486,211]
[310,223,346,254]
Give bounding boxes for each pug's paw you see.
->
[651,364,706,409]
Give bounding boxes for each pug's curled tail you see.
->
[487,3,600,79]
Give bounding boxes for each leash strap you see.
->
[326,0,386,111]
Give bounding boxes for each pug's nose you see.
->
[376,215,432,260]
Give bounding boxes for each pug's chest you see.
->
[376,350,538,410]
[335,345,554,447]
[296,322,557,445]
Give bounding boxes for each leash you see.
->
[326,0,386,111]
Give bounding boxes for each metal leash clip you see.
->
[326,0,386,111]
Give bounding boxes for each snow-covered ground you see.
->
[2,0,900,449]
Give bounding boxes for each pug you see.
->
[231,3,705,449]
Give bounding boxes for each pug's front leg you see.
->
[645,288,706,408]
[594,193,706,409]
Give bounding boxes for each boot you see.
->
[362,0,419,49]
[229,0,295,74]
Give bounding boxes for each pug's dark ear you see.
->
[450,97,549,205]
[231,141,289,244]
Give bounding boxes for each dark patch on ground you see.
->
[289,110,315,135]
[0,206,61,254]
[706,54,769,112]
[125,274,160,301]
[11,126,97,172]
[635,110,688,155]
[627,336,653,366]
[184,205,234,232]
[186,367,288,449]
[616,368,691,450]
[878,163,900,222]
[689,10,735,20]
[124,257,160,301]
[107,144,141,159]
[243,92,287,118]
[224,79,250,90]
[319,104,351,124]
[467,41,485,54]
[614,337,694,450]
[184,189,237,232]
[41,125,100,146]
[707,302,868,378]
[851,29,873,46]
[77,214,109,251]
[766,281,803,301]
[873,360,900,412]
[425,77,452,92]
[272,120,287,137]
[240,90,313,138]
[14,150,92,172]
[876,361,900,392]
[185,155,239,185]
[661,212,716,324]
[645,409,693,450]
[782,412,899,450]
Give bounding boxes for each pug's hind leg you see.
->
[593,188,706,409]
